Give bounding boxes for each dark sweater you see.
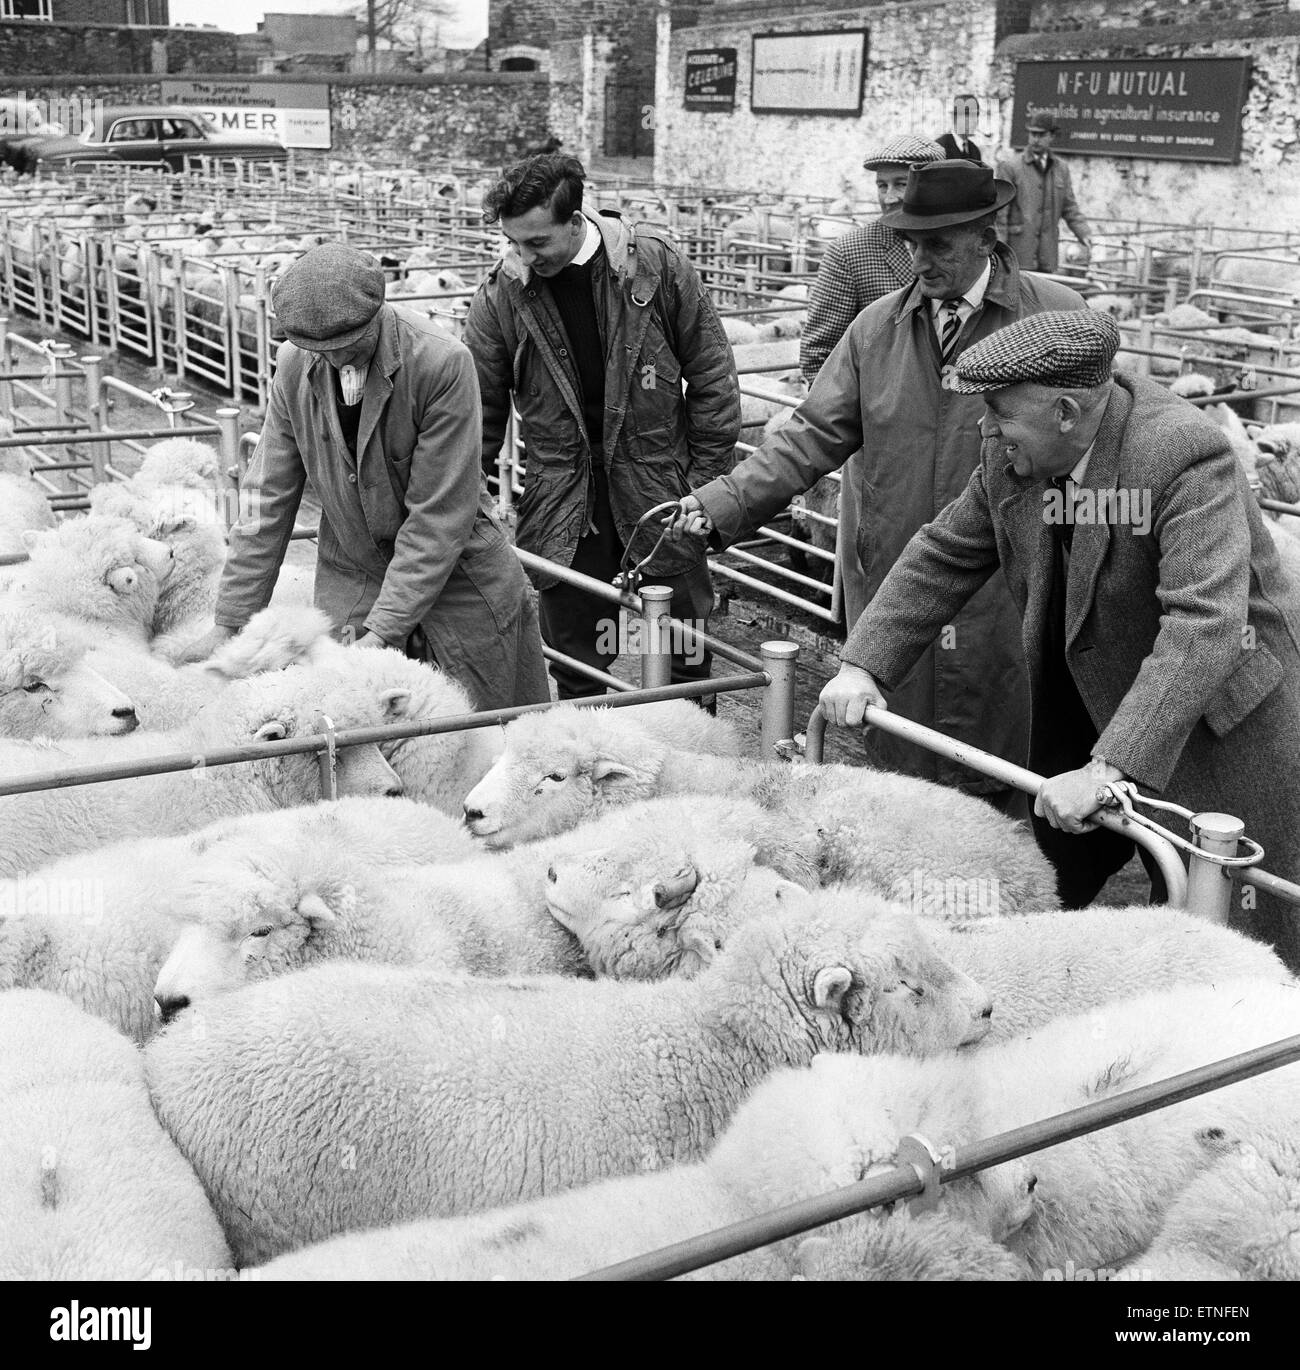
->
[545,245,606,448]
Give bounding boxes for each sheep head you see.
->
[714,893,994,1057]
[462,706,665,848]
[15,517,174,640]
[153,842,357,1024]
[0,610,138,739]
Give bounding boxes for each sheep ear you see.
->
[590,758,644,788]
[19,529,44,553]
[379,688,412,718]
[812,966,853,1017]
[678,924,722,976]
[107,566,138,594]
[298,892,338,928]
[253,720,288,742]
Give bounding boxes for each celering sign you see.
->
[684,48,738,112]
[1010,58,1250,163]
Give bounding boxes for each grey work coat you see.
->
[214,304,550,712]
[995,150,1092,274]
[845,373,1300,969]
[463,209,740,590]
[694,245,1084,793]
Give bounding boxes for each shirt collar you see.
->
[570,214,601,267]
[930,256,993,316]
[1069,443,1093,488]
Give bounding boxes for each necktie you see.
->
[939,299,963,360]
[1051,475,1074,554]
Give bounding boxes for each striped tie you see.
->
[939,299,963,359]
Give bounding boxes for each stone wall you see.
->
[658,0,1004,195]
[2,73,554,166]
[0,19,234,75]
[1028,0,1292,32]
[994,18,1300,228]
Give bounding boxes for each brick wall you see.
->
[56,0,169,22]
[659,0,1003,195]
[0,19,234,75]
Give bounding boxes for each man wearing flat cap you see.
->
[670,160,1085,811]
[820,308,1300,968]
[995,113,1093,274]
[800,133,945,623]
[181,242,550,711]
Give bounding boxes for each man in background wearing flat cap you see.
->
[820,309,1300,969]
[671,161,1085,814]
[799,133,945,624]
[995,113,1092,274]
[180,243,550,711]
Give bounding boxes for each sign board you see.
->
[684,47,738,112]
[1010,58,1250,164]
[751,29,867,116]
[159,78,332,150]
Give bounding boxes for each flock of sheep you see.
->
[4,437,1300,1282]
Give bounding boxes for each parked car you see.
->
[0,97,65,173]
[12,105,287,174]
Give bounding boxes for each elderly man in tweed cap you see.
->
[670,161,1085,815]
[820,308,1300,968]
[180,242,549,712]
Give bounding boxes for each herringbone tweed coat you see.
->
[844,372,1300,969]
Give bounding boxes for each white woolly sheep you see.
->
[83,604,336,732]
[463,708,1057,913]
[3,515,175,643]
[0,472,55,557]
[0,607,138,738]
[1127,1124,1300,1281]
[0,797,475,1042]
[150,793,815,1017]
[0,661,411,877]
[144,899,993,1264]
[0,990,232,1279]
[571,886,1290,1036]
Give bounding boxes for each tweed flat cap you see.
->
[1026,112,1060,134]
[862,133,945,171]
[950,310,1121,392]
[271,243,386,350]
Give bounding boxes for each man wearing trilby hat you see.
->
[181,243,550,712]
[669,160,1085,814]
[817,308,1300,970]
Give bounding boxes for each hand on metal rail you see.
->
[1034,760,1129,836]
[1097,780,1266,868]
[615,500,695,593]
[818,663,887,729]
[659,494,713,544]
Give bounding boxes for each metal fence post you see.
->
[51,341,78,492]
[0,315,10,423]
[497,408,517,518]
[80,355,107,483]
[1185,812,1245,924]
[1136,317,1154,378]
[638,585,673,690]
[759,640,799,759]
[215,407,242,532]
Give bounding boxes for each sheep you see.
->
[82,604,336,732]
[462,706,1058,914]
[0,471,54,557]
[560,884,1290,1038]
[1126,1124,1300,1281]
[0,661,410,877]
[0,607,138,738]
[0,797,475,1042]
[144,898,994,1265]
[3,515,175,643]
[0,990,232,1279]
[151,793,816,1018]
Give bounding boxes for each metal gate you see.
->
[602,80,655,159]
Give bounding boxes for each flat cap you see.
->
[950,310,1121,392]
[271,243,386,350]
[1025,111,1060,134]
[862,133,944,171]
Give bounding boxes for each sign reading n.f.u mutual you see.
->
[684,48,738,112]
[1011,58,1250,163]
[159,79,332,150]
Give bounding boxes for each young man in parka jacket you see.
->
[463,154,740,700]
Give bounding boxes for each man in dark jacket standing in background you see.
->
[464,154,740,700]
[996,113,1093,273]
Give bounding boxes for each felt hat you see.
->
[879,160,1016,232]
